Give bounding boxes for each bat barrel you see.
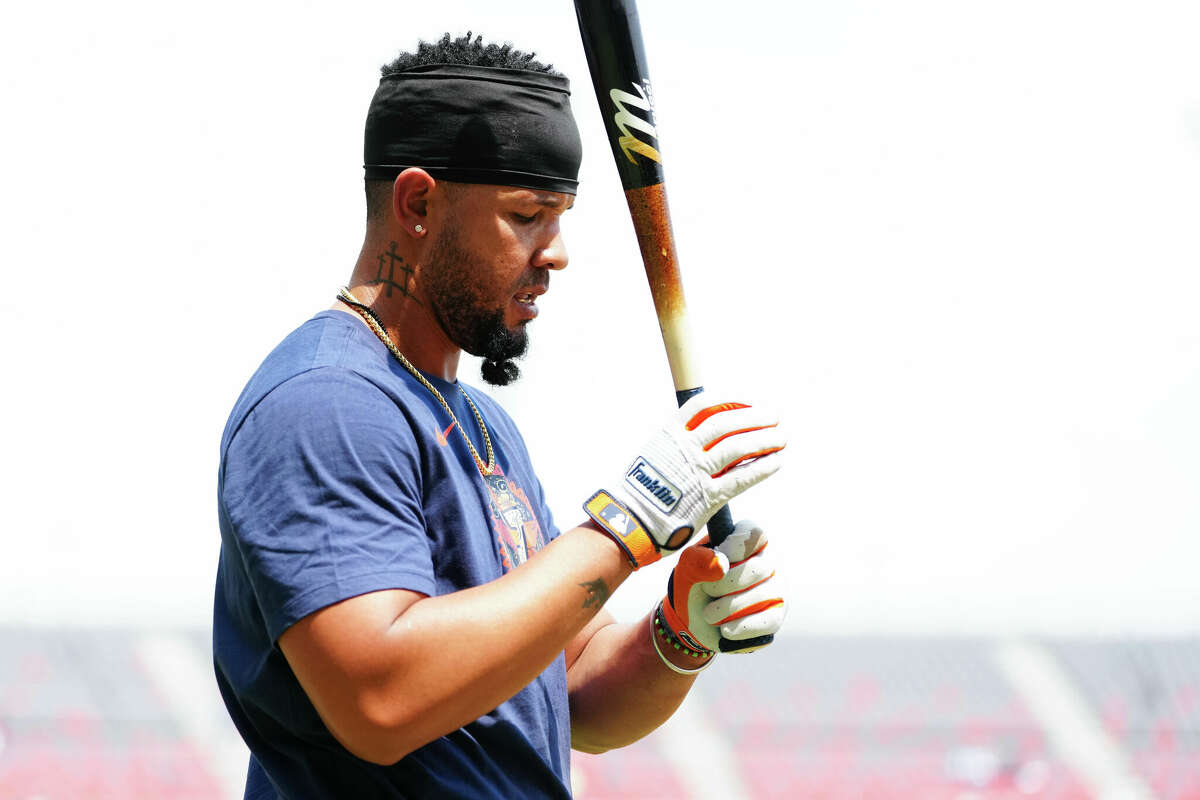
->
[626,185,700,393]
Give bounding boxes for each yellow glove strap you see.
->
[583,490,662,569]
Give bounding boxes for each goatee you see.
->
[473,307,528,387]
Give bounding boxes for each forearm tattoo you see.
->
[369,241,420,304]
[579,578,610,609]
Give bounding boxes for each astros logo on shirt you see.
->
[482,467,546,572]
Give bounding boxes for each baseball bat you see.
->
[575,0,771,651]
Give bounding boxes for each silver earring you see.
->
[414,224,424,233]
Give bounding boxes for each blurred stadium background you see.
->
[3,629,1198,799]
[4,0,1198,797]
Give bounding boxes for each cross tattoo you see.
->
[370,241,419,303]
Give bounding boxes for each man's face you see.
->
[422,183,573,384]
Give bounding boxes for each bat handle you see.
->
[674,386,774,654]
[705,505,736,546]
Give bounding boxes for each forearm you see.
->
[567,610,706,753]
[282,521,632,764]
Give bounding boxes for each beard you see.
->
[423,224,529,387]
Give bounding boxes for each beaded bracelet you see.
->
[650,602,715,675]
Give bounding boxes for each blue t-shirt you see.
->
[214,310,571,799]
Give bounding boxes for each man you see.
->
[214,33,787,798]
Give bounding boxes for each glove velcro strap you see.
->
[584,491,661,569]
[656,601,715,660]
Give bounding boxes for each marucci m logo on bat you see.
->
[626,457,680,511]
[609,82,661,164]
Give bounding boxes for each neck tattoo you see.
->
[370,241,421,304]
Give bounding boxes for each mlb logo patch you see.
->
[584,491,646,541]
[597,502,636,536]
[582,490,661,569]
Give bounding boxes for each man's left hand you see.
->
[659,520,785,655]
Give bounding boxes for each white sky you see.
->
[1,0,1197,635]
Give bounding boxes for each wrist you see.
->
[577,520,637,579]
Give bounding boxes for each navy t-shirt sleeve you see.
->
[221,366,434,643]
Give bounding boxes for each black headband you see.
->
[364,63,582,194]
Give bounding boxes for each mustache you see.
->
[515,269,551,294]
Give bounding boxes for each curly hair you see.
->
[380,32,560,77]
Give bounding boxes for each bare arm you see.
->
[566,608,707,753]
[278,520,632,765]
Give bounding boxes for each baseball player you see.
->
[214,33,787,798]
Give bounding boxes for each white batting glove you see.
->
[584,394,785,569]
[658,521,785,657]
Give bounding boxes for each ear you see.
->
[391,168,435,239]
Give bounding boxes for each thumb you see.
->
[667,544,730,619]
[675,543,730,587]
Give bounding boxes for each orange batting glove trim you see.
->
[660,595,688,634]
[711,445,787,478]
[660,598,713,655]
[702,423,780,452]
[714,598,786,626]
[584,490,661,569]
[684,402,751,431]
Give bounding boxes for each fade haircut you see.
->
[366,32,561,223]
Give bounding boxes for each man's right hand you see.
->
[583,393,786,569]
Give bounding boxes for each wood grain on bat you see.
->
[624,183,700,392]
[624,184,683,314]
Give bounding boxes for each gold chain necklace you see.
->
[338,287,496,476]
